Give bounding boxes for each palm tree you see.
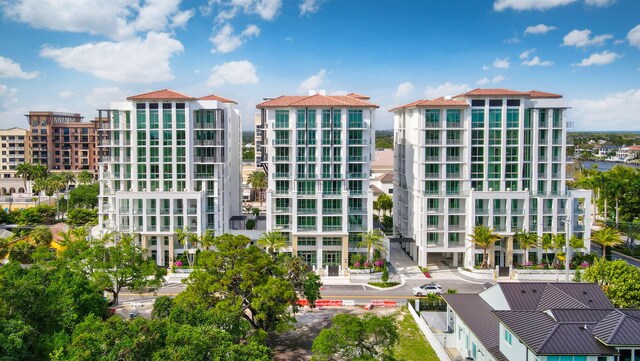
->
[468,225,501,268]
[619,222,640,249]
[77,170,93,185]
[30,226,53,247]
[540,233,553,264]
[15,163,33,193]
[591,227,623,259]
[514,229,538,264]
[248,170,267,205]
[59,171,76,192]
[175,228,199,266]
[31,164,48,181]
[376,193,393,217]
[551,234,566,263]
[357,229,386,263]
[568,235,585,262]
[257,231,288,256]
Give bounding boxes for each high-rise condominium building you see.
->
[254,113,265,168]
[392,89,592,268]
[26,111,100,173]
[97,90,241,266]
[0,127,29,179]
[257,91,378,277]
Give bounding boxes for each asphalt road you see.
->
[119,269,489,305]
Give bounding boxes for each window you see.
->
[471,164,484,179]
[472,109,485,128]
[471,99,485,107]
[503,328,512,345]
[489,130,501,145]
[425,109,439,127]
[471,147,484,162]
[489,109,502,128]
[446,109,461,127]
[506,109,519,128]
[275,110,289,128]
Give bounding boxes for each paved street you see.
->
[120,243,490,305]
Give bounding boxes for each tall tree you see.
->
[248,171,267,205]
[312,314,399,361]
[357,229,386,263]
[514,229,538,264]
[540,233,554,264]
[583,259,640,308]
[591,227,623,259]
[376,193,393,217]
[176,227,199,266]
[77,170,93,185]
[59,171,76,192]
[180,234,299,333]
[551,233,566,263]
[468,225,500,268]
[257,231,288,256]
[29,226,53,247]
[15,162,33,193]
[70,233,166,305]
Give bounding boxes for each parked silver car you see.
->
[412,283,443,296]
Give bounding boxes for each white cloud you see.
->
[562,29,613,48]
[524,24,556,35]
[206,60,259,87]
[522,56,554,66]
[58,90,73,98]
[482,65,490,71]
[40,32,184,83]
[1,0,191,40]
[519,48,536,59]
[574,51,620,66]
[628,25,640,48]
[570,89,640,130]
[206,0,282,22]
[494,0,576,11]
[300,0,320,15]
[476,77,491,85]
[585,0,615,7]
[493,57,510,69]
[394,82,414,98]
[210,24,260,53]
[84,87,128,108]
[0,56,38,79]
[0,84,18,108]
[297,69,326,94]
[170,9,195,28]
[424,82,471,99]
[504,35,521,44]
[492,75,506,83]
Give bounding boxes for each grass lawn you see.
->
[394,308,440,361]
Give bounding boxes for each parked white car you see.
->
[412,283,443,296]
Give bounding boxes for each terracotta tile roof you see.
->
[257,94,378,108]
[528,90,563,99]
[127,89,195,100]
[389,97,469,112]
[378,172,394,183]
[454,88,531,97]
[346,92,370,100]
[198,94,238,104]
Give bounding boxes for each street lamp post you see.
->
[561,217,572,282]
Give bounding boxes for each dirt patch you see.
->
[268,306,399,361]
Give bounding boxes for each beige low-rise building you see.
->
[0,127,30,180]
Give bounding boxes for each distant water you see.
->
[580,161,640,171]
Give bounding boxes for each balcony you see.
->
[494,208,507,215]
[274,207,292,213]
[511,208,525,215]
[348,155,365,162]
[349,122,364,128]
[424,156,440,162]
[273,139,290,145]
[322,190,342,197]
[187,208,198,215]
[323,208,342,215]
[475,209,489,215]
[425,122,442,128]
[446,156,461,162]
[574,206,585,214]
[274,224,291,231]
[273,156,291,162]
[543,208,553,214]
[274,172,291,179]
[449,207,464,214]
[350,190,365,196]
[275,189,290,195]
[297,208,316,214]
[348,207,366,213]
[323,225,342,232]
[348,139,365,145]
[425,172,440,179]
[347,172,367,179]
[446,172,461,178]
[426,207,443,214]
[538,156,548,162]
[298,225,317,232]
[447,122,462,129]
[119,208,130,215]
[424,139,441,145]
[449,225,466,231]
[446,139,463,145]
[348,224,366,232]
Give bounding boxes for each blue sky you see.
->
[0,0,639,131]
